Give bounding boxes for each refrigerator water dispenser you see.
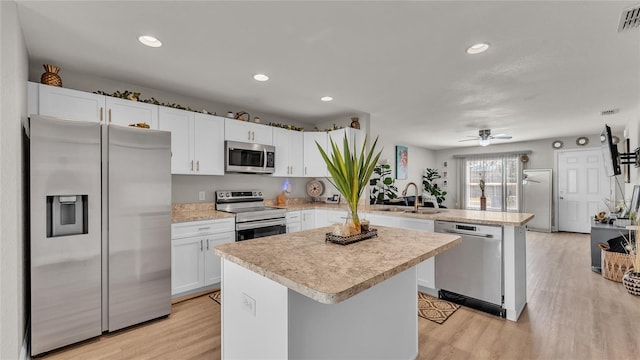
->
[47,195,88,237]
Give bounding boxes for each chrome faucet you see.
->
[402,182,420,212]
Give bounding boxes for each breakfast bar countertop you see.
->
[214,226,460,304]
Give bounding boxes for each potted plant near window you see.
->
[479,175,487,211]
[422,168,447,206]
[317,135,382,235]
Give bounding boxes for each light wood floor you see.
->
[39,231,639,359]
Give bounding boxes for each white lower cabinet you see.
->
[364,213,436,290]
[171,218,235,295]
[286,211,301,233]
[301,210,316,230]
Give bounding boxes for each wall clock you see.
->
[576,137,589,146]
[306,179,325,199]
[551,140,564,149]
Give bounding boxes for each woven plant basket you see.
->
[599,243,634,282]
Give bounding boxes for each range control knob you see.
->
[258,192,263,197]
[226,192,231,197]
[217,192,224,198]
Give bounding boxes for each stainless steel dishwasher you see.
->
[434,220,505,317]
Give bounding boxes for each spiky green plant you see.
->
[317,134,382,233]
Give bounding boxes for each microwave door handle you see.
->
[263,148,267,172]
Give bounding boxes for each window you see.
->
[461,154,522,212]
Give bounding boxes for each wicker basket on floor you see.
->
[599,243,634,282]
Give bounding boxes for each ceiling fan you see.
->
[458,129,512,147]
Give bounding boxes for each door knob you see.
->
[559,196,564,200]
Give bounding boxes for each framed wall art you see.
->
[396,145,408,180]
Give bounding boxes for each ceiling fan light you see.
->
[479,139,491,147]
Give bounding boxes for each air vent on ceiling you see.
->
[618,5,640,32]
[601,108,620,116]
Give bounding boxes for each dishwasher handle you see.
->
[441,229,494,238]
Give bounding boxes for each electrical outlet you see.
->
[198,191,205,201]
[242,292,256,317]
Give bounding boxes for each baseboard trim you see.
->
[20,321,30,360]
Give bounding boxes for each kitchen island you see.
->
[214,226,460,359]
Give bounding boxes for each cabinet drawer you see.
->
[172,218,235,239]
[286,211,301,222]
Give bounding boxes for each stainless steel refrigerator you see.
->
[29,115,172,356]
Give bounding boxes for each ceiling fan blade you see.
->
[458,138,479,142]
[491,134,512,139]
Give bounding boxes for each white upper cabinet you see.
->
[35,82,160,129]
[328,128,364,153]
[225,118,273,145]
[303,131,328,177]
[273,127,304,177]
[38,83,105,123]
[193,114,225,175]
[159,108,224,175]
[105,97,158,129]
[158,107,193,174]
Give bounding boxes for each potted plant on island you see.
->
[317,134,382,235]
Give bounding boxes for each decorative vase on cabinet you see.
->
[41,64,62,87]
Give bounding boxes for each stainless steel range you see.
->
[215,190,287,241]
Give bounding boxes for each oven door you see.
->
[236,218,286,241]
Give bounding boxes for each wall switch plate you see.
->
[242,292,256,317]
[199,191,205,201]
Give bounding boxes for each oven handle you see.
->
[236,218,286,231]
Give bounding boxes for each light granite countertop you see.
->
[277,202,534,227]
[214,226,460,304]
[172,201,533,226]
[171,203,234,223]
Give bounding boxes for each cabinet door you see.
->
[203,231,235,286]
[286,222,301,233]
[194,114,224,175]
[171,236,205,295]
[251,123,273,145]
[225,118,253,142]
[39,84,105,123]
[289,131,304,176]
[158,107,194,174]
[106,97,159,129]
[301,210,316,230]
[303,132,328,177]
[326,210,347,225]
[393,218,436,289]
[272,128,291,176]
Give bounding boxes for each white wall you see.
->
[0,1,29,358]
[433,133,621,210]
[369,115,437,199]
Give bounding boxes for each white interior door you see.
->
[556,149,613,233]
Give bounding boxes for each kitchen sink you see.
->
[376,207,405,212]
[374,207,445,214]
[404,209,445,214]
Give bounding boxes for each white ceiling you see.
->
[15,0,640,150]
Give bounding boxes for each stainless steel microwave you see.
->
[225,141,275,174]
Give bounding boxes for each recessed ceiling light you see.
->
[253,74,269,82]
[320,96,333,102]
[138,35,162,48]
[466,43,489,55]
